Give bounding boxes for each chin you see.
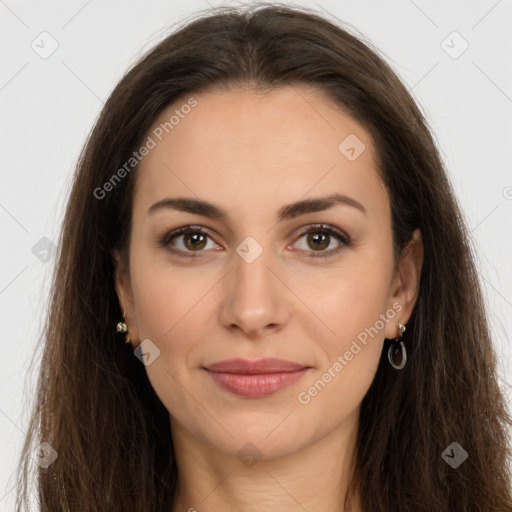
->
[202,412,313,461]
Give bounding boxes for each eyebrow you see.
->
[146,193,367,221]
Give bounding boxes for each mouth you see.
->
[202,358,311,398]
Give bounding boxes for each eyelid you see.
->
[159,223,350,258]
[159,225,221,257]
[290,223,350,258]
[292,223,349,245]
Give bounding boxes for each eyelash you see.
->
[159,223,351,260]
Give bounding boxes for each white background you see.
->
[1,1,511,509]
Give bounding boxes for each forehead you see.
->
[133,85,388,223]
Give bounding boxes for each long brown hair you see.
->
[15,3,512,511]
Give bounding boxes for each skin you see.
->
[113,85,423,512]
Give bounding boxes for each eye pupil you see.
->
[307,232,329,250]
[184,233,207,250]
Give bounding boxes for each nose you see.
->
[219,245,291,338]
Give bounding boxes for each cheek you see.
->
[297,252,393,338]
[129,259,212,420]
[294,250,393,387]
[294,271,390,419]
[129,252,220,394]
[130,248,209,340]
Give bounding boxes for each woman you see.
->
[15,4,512,511]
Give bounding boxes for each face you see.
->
[114,85,422,462]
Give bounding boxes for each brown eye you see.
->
[160,226,220,257]
[306,232,330,251]
[182,232,208,251]
[293,224,350,259]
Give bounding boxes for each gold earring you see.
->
[116,321,127,333]
[116,308,132,344]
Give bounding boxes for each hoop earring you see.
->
[388,322,407,370]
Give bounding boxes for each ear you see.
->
[112,249,140,347]
[384,228,423,340]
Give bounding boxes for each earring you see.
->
[388,322,407,370]
[116,308,132,344]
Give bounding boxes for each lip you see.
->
[203,358,310,398]
[204,358,308,374]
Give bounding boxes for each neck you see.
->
[169,409,362,512]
